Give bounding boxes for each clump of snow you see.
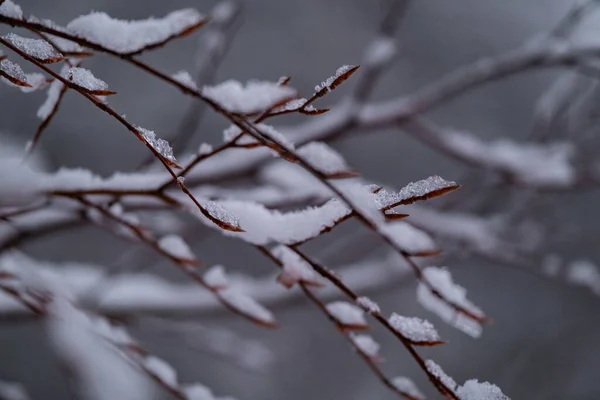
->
[297,141,351,176]
[391,377,424,400]
[379,221,437,256]
[0,1,23,19]
[204,265,228,290]
[315,64,356,93]
[417,267,484,338]
[158,234,195,260]
[3,33,63,63]
[198,143,213,155]
[388,313,441,343]
[456,379,509,400]
[326,301,367,328]
[202,80,296,114]
[172,70,198,90]
[205,198,350,245]
[8,72,49,93]
[425,359,457,392]
[272,245,322,288]
[445,129,575,186]
[66,9,205,54]
[350,334,380,358]
[271,98,317,113]
[65,67,110,93]
[356,296,380,314]
[137,126,178,165]
[375,175,458,210]
[364,37,396,67]
[219,288,275,325]
[567,259,600,295]
[144,356,178,388]
[37,64,69,119]
[182,383,215,400]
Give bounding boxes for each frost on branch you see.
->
[297,141,356,178]
[314,64,360,95]
[2,33,63,63]
[388,313,442,345]
[0,0,23,19]
[202,79,296,114]
[271,245,323,288]
[425,359,457,394]
[158,234,195,262]
[375,175,460,210]
[350,333,380,360]
[356,296,380,314]
[379,221,438,257]
[136,126,180,168]
[417,267,485,338]
[66,9,206,54]
[326,301,367,329]
[391,377,424,400]
[0,59,30,87]
[65,67,116,95]
[198,199,243,232]
[456,379,510,400]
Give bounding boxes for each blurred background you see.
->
[1,0,600,399]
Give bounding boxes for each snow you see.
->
[158,234,195,260]
[272,98,318,113]
[219,288,275,325]
[202,80,296,114]
[271,245,322,288]
[350,334,380,358]
[182,383,215,400]
[9,72,48,93]
[356,296,380,314]
[66,9,205,54]
[208,198,350,245]
[47,299,151,400]
[417,267,484,338]
[223,123,294,150]
[0,380,29,400]
[567,259,600,295]
[172,70,198,90]
[364,37,396,67]
[444,129,575,186]
[201,199,241,231]
[425,359,457,392]
[375,175,458,210]
[144,355,178,388]
[388,313,441,343]
[0,151,43,207]
[456,379,509,400]
[0,59,27,86]
[379,221,437,256]
[198,143,213,155]
[391,377,424,400]
[204,265,228,289]
[315,64,356,93]
[65,67,110,93]
[334,180,384,224]
[297,141,350,176]
[3,33,63,63]
[37,64,69,119]
[0,0,22,19]
[137,126,178,165]
[326,301,367,328]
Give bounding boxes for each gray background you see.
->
[1,1,600,399]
